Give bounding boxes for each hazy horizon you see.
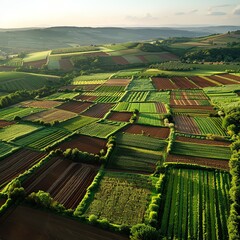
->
[0,0,240,28]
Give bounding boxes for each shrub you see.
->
[130,224,160,240]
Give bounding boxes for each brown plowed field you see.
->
[188,76,217,88]
[82,52,109,57]
[122,124,170,139]
[78,84,101,91]
[23,158,97,209]
[104,78,131,86]
[171,105,215,110]
[107,112,132,122]
[55,135,107,155]
[23,59,47,68]
[220,73,240,82]
[166,154,229,171]
[0,149,46,187]
[0,120,15,128]
[57,101,92,114]
[152,77,178,90]
[112,56,129,65]
[0,205,128,240]
[59,85,79,91]
[59,59,74,71]
[24,108,77,123]
[207,75,239,85]
[81,103,114,118]
[137,55,148,63]
[20,100,62,109]
[175,136,231,146]
[174,115,201,134]
[171,77,198,89]
[155,103,167,113]
[75,95,98,102]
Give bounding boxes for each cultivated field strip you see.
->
[166,154,229,170]
[123,124,170,139]
[85,172,153,225]
[171,141,231,160]
[0,149,46,187]
[55,135,107,155]
[108,146,161,173]
[0,141,18,158]
[160,168,230,240]
[23,158,96,209]
[174,115,201,134]
[116,133,167,151]
[14,127,70,150]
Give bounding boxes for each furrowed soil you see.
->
[0,205,128,240]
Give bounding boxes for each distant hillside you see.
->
[0,27,214,53]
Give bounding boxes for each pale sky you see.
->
[0,0,240,28]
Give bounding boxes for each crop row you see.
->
[14,127,70,150]
[116,133,167,151]
[194,117,226,136]
[108,146,161,173]
[0,123,41,142]
[114,102,157,113]
[137,113,164,127]
[0,107,43,121]
[84,171,153,226]
[160,168,230,240]
[78,120,127,139]
[122,91,150,102]
[127,78,155,91]
[171,141,231,160]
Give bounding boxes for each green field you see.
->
[194,117,226,136]
[116,133,167,151]
[160,168,230,240]
[114,102,157,113]
[171,141,231,160]
[95,85,125,92]
[78,120,127,138]
[23,51,50,62]
[84,171,153,226]
[14,127,70,150]
[146,91,170,104]
[108,145,161,173]
[204,84,240,111]
[0,72,60,91]
[47,56,60,70]
[0,141,18,158]
[122,91,150,102]
[112,69,142,78]
[72,73,113,83]
[137,113,164,127]
[0,107,43,121]
[127,78,155,91]
[51,46,98,54]
[0,123,41,141]
[59,116,97,131]
[44,92,79,100]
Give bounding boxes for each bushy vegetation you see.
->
[184,48,240,62]
[63,148,101,164]
[151,61,195,71]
